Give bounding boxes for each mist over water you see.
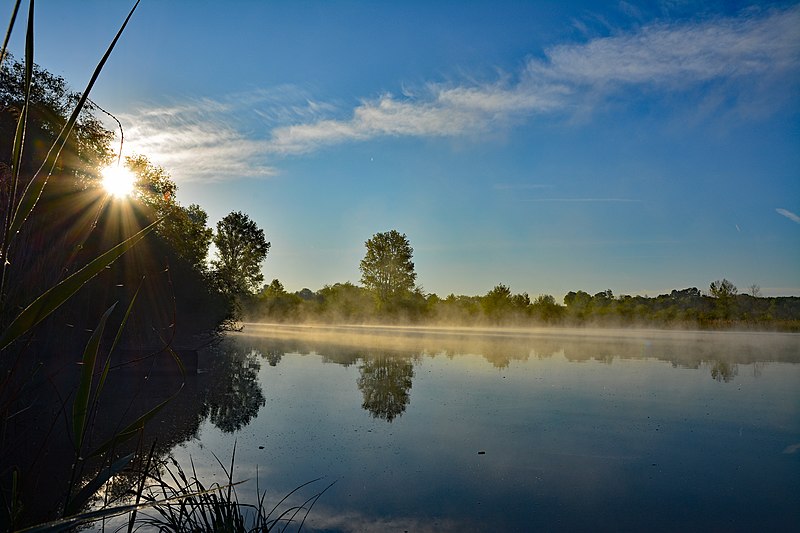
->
[164,325,799,532]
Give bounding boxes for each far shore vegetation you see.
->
[245,230,799,332]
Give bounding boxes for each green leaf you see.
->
[0,216,162,351]
[73,303,117,451]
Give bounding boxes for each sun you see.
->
[101,164,135,198]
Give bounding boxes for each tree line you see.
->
[244,230,800,331]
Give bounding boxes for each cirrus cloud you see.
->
[265,5,799,155]
[118,5,800,180]
[776,208,800,224]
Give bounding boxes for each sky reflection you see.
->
[168,327,799,532]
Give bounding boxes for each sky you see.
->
[6,0,800,298]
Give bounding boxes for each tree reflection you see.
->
[201,347,266,432]
[357,355,414,422]
[710,360,739,382]
[262,348,283,367]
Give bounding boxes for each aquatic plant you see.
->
[135,444,335,532]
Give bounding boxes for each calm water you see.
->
[166,325,799,532]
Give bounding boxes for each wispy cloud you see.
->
[265,5,799,155]
[776,208,800,224]
[118,87,334,182]
[527,7,799,88]
[119,5,799,181]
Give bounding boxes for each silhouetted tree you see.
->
[212,211,270,295]
[710,279,738,299]
[254,279,302,321]
[125,156,213,272]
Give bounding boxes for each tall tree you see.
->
[125,156,212,272]
[359,230,416,304]
[709,279,738,299]
[709,278,738,319]
[212,211,270,295]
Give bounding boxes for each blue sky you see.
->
[7,1,800,298]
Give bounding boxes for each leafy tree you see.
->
[709,279,738,299]
[359,230,417,305]
[212,211,270,295]
[0,54,113,186]
[252,279,302,322]
[124,156,212,272]
[710,278,738,320]
[482,283,513,322]
[1,55,115,310]
[125,154,177,212]
[532,294,563,323]
[262,278,287,297]
[316,282,374,322]
[564,290,593,321]
[174,203,214,272]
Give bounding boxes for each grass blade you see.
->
[0,0,22,67]
[88,346,185,459]
[72,303,117,451]
[9,0,141,238]
[93,278,143,404]
[0,0,32,307]
[65,452,134,516]
[0,216,162,351]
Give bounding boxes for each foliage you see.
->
[0,53,114,185]
[248,279,302,322]
[709,279,738,299]
[125,155,213,272]
[212,211,271,296]
[244,276,800,331]
[359,230,417,307]
[136,449,335,533]
[316,282,375,323]
[709,279,738,319]
[482,284,530,324]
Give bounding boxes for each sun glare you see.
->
[101,165,135,198]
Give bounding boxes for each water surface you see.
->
[168,325,800,532]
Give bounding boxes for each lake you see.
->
[162,325,799,532]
